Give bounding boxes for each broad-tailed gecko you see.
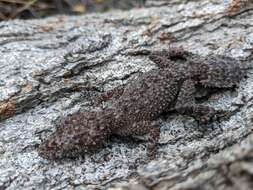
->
[39,48,251,159]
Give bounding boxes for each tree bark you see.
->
[0,0,253,189]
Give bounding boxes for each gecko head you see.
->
[38,111,112,160]
[196,56,252,88]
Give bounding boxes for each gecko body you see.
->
[39,48,251,159]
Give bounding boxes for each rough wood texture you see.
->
[1,0,253,189]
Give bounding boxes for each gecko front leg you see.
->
[174,79,226,124]
[147,122,161,159]
[92,85,125,107]
[149,47,192,68]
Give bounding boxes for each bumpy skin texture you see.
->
[38,48,251,160]
[39,111,113,159]
[149,48,250,88]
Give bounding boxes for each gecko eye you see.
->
[168,55,187,64]
[243,75,248,79]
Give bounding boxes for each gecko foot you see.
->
[176,105,228,124]
[147,125,160,160]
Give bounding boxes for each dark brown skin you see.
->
[39,111,113,159]
[38,48,251,160]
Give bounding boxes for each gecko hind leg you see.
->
[112,120,160,159]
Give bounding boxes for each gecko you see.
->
[38,48,251,160]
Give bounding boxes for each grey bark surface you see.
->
[1,0,253,189]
